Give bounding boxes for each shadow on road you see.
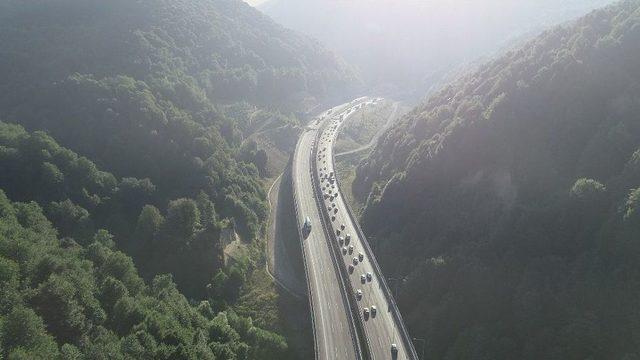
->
[272,165,306,283]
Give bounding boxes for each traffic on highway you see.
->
[293,97,418,359]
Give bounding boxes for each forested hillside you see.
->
[0,122,226,299]
[0,0,355,356]
[260,0,613,98]
[0,0,356,239]
[0,190,288,359]
[355,1,640,358]
[0,0,353,285]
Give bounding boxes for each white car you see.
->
[360,274,366,283]
[348,245,354,254]
[363,307,369,317]
[302,217,312,233]
[352,257,359,265]
[370,305,377,316]
[391,344,398,356]
[342,246,347,255]
[366,272,373,282]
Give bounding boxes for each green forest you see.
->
[0,0,357,358]
[0,189,287,359]
[355,1,640,358]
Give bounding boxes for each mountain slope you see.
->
[0,0,356,240]
[354,1,640,358]
[0,1,355,356]
[0,0,356,110]
[0,190,288,359]
[260,0,614,98]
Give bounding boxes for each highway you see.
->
[292,97,418,360]
[292,101,361,360]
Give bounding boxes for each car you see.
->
[348,264,354,273]
[366,272,373,282]
[352,257,359,265]
[370,306,377,316]
[331,216,336,222]
[336,229,341,236]
[340,224,346,230]
[327,206,332,212]
[302,217,312,233]
[348,245,354,254]
[345,234,351,242]
[358,253,364,262]
[342,246,347,255]
[391,344,398,356]
[333,208,338,214]
[356,289,362,300]
[338,236,344,245]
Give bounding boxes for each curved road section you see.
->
[293,97,418,360]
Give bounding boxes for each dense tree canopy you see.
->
[0,122,228,299]
[0,190,289,359]
[355,1,640,358]
[0,0,357,242]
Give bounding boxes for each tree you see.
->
[165,198,200,240]
[569,178,606,201]
[1,307,59,357]
[135,205,164,246]
[624,188,640,223]
[46,200,93,242]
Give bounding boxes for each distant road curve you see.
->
[335,101,399,158]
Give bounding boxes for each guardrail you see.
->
[326,104,420,360]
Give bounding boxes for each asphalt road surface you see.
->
[292,101,361,360]
[293,97,416,360]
